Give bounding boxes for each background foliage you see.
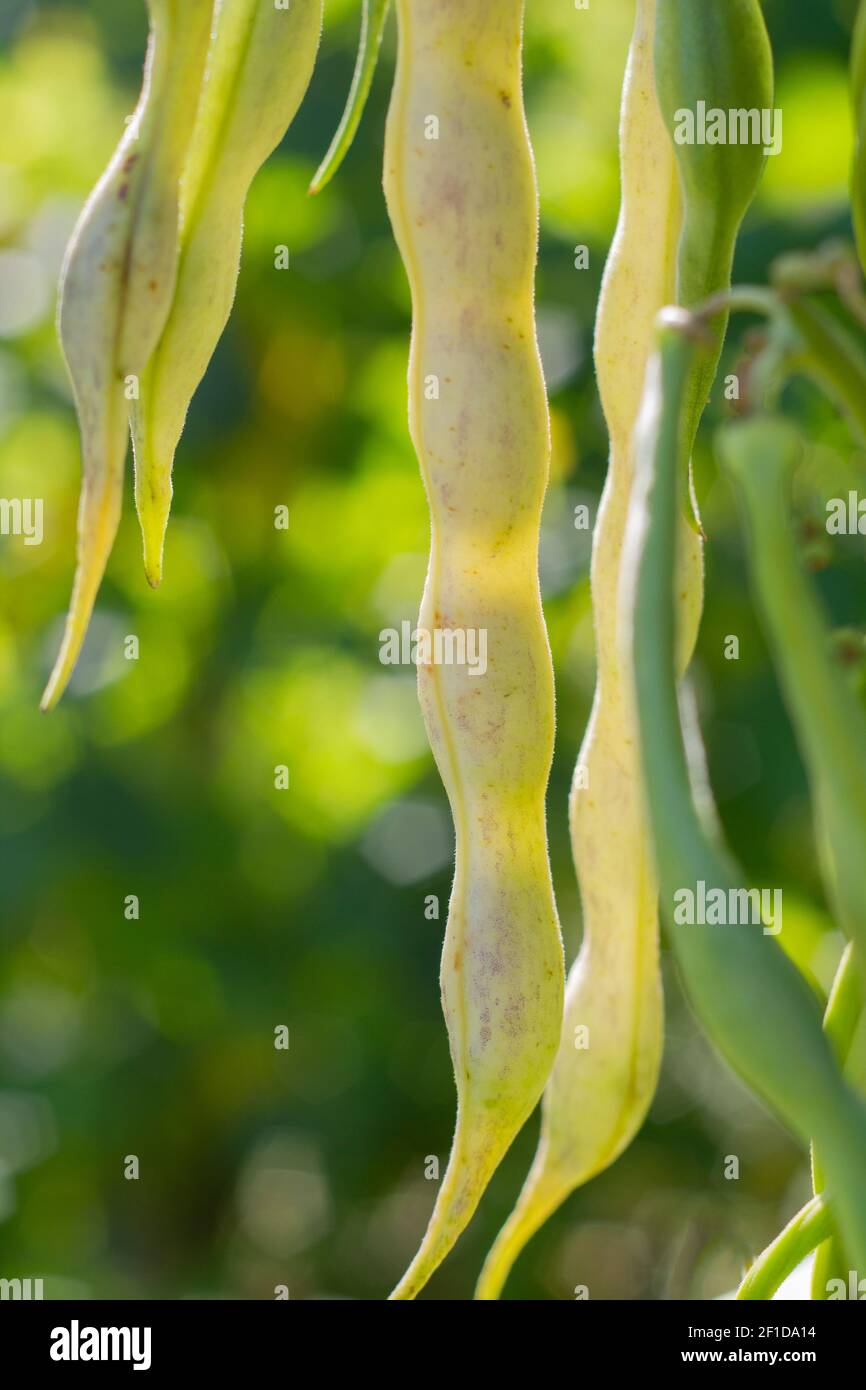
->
[0,0,864,1299]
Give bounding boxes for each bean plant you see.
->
[43,0,866,1299]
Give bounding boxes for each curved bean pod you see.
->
[630,371,866,1275]
[383,0,564,1300]
[42,0,214,711]
[131,0,323,587]
[477,0,771,1300]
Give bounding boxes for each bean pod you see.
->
[721,412,866,1294]
[477,0,771,1299]
[631,353,866,1276]
[42,0,214,711]
[131,0,323,587]
[382,0,564,1300]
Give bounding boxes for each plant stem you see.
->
[737,1196,833,1300]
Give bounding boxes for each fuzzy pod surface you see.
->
[383,0,564,1301]
[477,0,770,1300]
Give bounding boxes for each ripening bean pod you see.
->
[131,0,323,587]
[630,347,866,1274]
[42,0,214,711]
[477,0,771,1300]
[382,0,564,1300]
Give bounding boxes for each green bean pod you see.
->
[654,0,774,524]
[131,0,323,587]
[476,0,770,1300]
[722,412,866,1294]
[852,0,866,273]
[735,949,866,1299]
[42,0,214,711]
[720,419,866,961]
[630,372,866,1275]
[382,0,564,1300]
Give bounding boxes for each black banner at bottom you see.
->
[0,1295,860,1375]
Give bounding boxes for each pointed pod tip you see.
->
[142,536,165,587]
[137,511,168,591]
[39,557,111,718]
[40,669,66,715]
[307,163,333,197]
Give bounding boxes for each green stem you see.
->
[720,415,866,962]
[696,285,778,322]
[783,296,866,444]
[737,1196,833,1300]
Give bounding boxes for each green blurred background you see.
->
[0,0,864,1300]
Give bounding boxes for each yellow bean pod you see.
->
[131,0,323,587]
[383,0,564,1300]
[42,0,215,711]
[476,1,693,1296]
[477,0,771,1299]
